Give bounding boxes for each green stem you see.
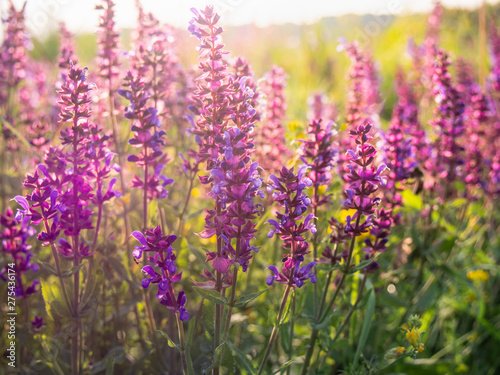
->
[257,284,292,375]
[42,219,72,312]
[213,199,223,375]
[333,272,368,342]
[222,230,241,341]
[312,192,319,314]
[317,242,339,320]
[301,215,360,375]
[286,288,296,375]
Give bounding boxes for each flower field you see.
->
[1,1,500,374]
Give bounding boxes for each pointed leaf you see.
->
[157,329,180,350]
[193,286,227,305]
[227,340,255,374]
[234,289,268,308]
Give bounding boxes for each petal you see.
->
[131,231,148,246]
[12,196,30,211]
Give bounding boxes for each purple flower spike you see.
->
[299,119,338,208]
[132,226,188,319]
[0,208,39,300]
[343,120,392,269]
[265,166,317,288]
[189,6,263,280]
[423,49,465,200]
[254,66,292,176]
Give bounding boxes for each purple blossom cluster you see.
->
[254,66,292,176]
[0,208,39,298]
[266,167,317,288]
[489,25,500,93]
[96,0,120,90]
[307,92,337,122]
[119,72,173,201]
[299,119,338,209]
[343,122,391,267]
[424,49,465,198]
[189,6,263,282]
[131,1,182,123]
[14,64,119,260]
[486,25,500,196]
[382,69,420,210]
[0,2,28,107]
[132,227,189,320]
[338,40,380,128]
[337,41,381,188]
[455,59,489,193]
[58,23,78,70]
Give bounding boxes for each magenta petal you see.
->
[212,256,230,274]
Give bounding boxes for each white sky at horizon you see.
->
[0,0,498,40]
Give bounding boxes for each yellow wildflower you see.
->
[466,269,489,283]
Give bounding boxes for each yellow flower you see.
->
[405,327,419,347]
[417,343,424,353]
[191,187,201,198]
[466,269,489,283]
[395,347,406,356]
[340,209,357,222]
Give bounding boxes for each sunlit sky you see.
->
[1,0,498,38]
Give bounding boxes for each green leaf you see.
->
[105,355,115,375]
[193,286,227,305]
[186,318,195,347]
[234,289,268,308]
[201,298,215,337]
[227,340,255,374]
[352,286,375,370]
[157,329,180,350]
[40,280,72,320]
[38,261,84,278]
[268,310,277,326]
[350,257,376,273]
[60,264,85,278]
[316,264,341,272]
[79,270,100,314]
[91,347,125,374]
[312,311,338,330]
[218,342,234,369]
[280,322,291,353]
[207,342,234,371]
[38,261,58,276]
[271,360,293,374]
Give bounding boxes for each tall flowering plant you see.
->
[485,25,500,197]
[337,40,381,186]
[298,118,337,310]
[13,63,119,375]
[258,166,316,374]
[0,208,39,300]
[301,121,389,374]
[456,59,489,195]
[132,226,191,373]
[119,72,173,227]
[382,69,419,212]
[188,8,265,374]
[307,92,337,122]
[254,66,292,176]
[424,49,465,199]
[0,2,29,160]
